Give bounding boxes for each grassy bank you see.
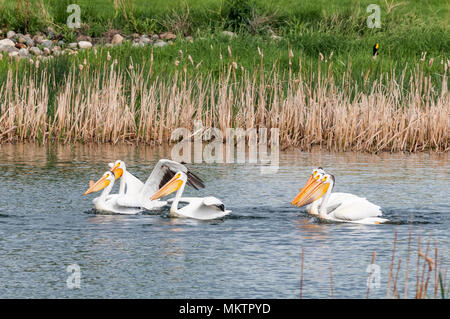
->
[0,1,449,150]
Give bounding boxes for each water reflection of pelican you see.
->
[295,218,329,240]
[292,168,389,225]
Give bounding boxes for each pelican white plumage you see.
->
[292,168,388,224]
[109,159,205,211]
[84,171,143,215]
[151,171,231,220]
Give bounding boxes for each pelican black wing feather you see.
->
[186,171,205,190]
[158,168,176,190]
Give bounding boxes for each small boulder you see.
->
[6,30,16,39]
[17,36,27,44]
[41,40,53,48]
[111,34,123,45]
[139,36,151,45]
[25,37,35,47]
[222,31,235,38]
[78,41,93,49]
[15,42,26,49]
[0,38,15,47]
[151,34,159,41]
[43,47,51,56]
[153,40,168,48]
[18,48,29,57]
[69,42,78,49]
[29,47,42,56]
[33,34,44,44]
[160,32,176,41]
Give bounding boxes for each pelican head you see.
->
[110,160,125,179]
[291,169,334,207]
[84,171,115,195]
[291,167,324,206]
[151,171,187,200]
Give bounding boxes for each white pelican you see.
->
[109,159,205,211]
[84,171,143,215]
[291,168,388,224]
[151,171,231,220]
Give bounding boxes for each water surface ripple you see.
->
[0,144,448,298]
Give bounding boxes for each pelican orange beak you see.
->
[110,162,123,179]
[291,176,329,207]
[84,175,111,195]
[291,175,316,206]
[151,173,183,201]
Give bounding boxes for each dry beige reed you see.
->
[0,60,448,152]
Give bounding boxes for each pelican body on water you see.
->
[291,167,388,224]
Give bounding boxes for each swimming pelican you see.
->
[151,171,231,220]
[291,168,388,224]
[109,159,205,211]
[84,171,143,215]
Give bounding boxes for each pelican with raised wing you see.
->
[291,168,388,224]
[151,171,231,220]
[109,159,205,211]
[84,171,143,215]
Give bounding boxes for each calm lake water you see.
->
[0,143,448,298]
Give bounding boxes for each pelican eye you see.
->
[323,176,328,182]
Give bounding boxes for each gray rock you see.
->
[57,40,65,46]
[0,45,15,53]
[6,30,16,39]
[29,47,42,56]
[43,47,51,55]
[78,41,92,49]
[151,34,159,41]
[18,48,29,57]
[0,38,15,47]
[153,40,168,48]
[33,35,44,44]
[69,42,78,49]
[132,42,145,47]
[25,37,35,47]
[140,36,151,45]
[41,40,53,48]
